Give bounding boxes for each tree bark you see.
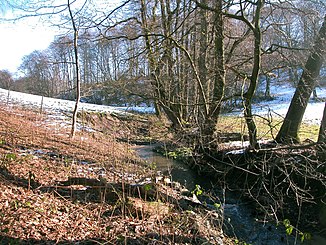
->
[195,0,225,151]
[276,15,326,143]
[204,0,225,149]
[318,102,326,144]
[198,0,209,125]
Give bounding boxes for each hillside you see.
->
[0,105,235,244]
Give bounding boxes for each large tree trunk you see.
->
[198,0,209,126]
[197,0,225,151]
[276,15,326,143]
[318,102,326,144]
[205,0,225,147]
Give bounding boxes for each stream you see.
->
[133,144,296,245]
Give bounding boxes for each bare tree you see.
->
[19,50,54,96]
[194,0,226,150]
[11,0,326,149]
[222,0,265,148]
[0,70,13,90]
[276,15,326,143]
[67,0,82,138]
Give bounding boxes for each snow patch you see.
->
[227,83,325,125]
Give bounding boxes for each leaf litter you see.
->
[0,104,230,244]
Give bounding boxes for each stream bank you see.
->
[133,143,299,245]
[77,107,325,244]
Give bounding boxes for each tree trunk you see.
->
[154,101,162,117]
[207,0,225,147]
[196,0,225,151]
[198,0,208,125]
[313,88,318,100]
[140,0,186,130]
[265,74,271,99]
[243,0,264,149]
[276,15,326,143]
[68,0,81,138]
[318,102,326,144]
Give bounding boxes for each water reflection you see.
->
[132,144,199,190]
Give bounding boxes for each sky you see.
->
[0,11,58,75]
[0,0,121,76]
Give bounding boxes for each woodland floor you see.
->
[0,104,236,244]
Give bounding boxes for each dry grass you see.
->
[0,104,233,244]
[217,115,320,142]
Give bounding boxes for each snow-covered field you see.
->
[0,88,144,115]
[0,88,139,132]
[259,83,325,125]
[228,82,325,125]
[0,83,325,126]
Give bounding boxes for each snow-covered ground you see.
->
[228,82,325,125]
[0,83,325,126]
[0,88,150,115]
[258,83,325,125]
[0,88,140,132]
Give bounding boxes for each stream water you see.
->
[133,144,297,245]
